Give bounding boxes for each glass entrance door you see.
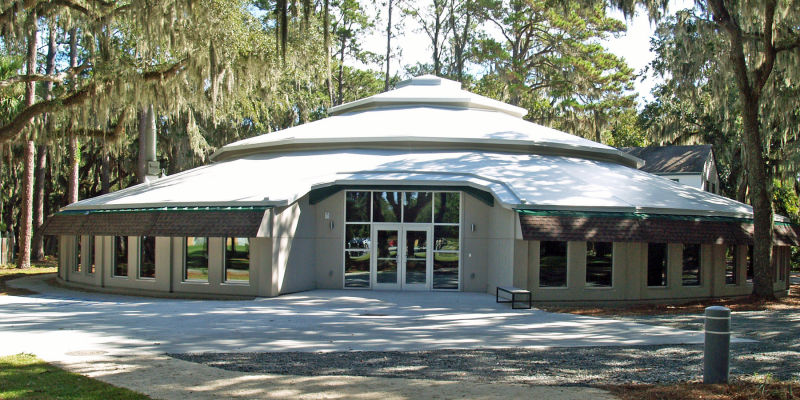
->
[373,227,400,289]
[372,224,432,290]
[402,227,431,290]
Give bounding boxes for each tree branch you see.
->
[0,59,187,143]
[0,63,91,88]
[753,0,777,92]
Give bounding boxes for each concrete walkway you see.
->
[0,274,726,399]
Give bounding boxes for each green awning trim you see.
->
[515,209,795,226]
[57,205,272,215]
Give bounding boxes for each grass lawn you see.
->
[0,261,57,296]
[0,354,150,400]
[605,376,800,400]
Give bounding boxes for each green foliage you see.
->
[470,0,637,143]
[0,353,149,399]
[773,180,799,223]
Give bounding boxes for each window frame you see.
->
[681,243,702,287]
[223,237,251,285]
[585,241,613,289]
[646,243,669,288]
[183,236,210,283]
[138,236,156,280]
[539,240,568,289]
[343,190,462,291]
[724,245,738,285]
[112,236,129,278]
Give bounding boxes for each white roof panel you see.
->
[65,149,753,218]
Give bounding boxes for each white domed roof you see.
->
[210,75,643,168]
[61,75,756,220]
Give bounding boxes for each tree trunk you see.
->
[101,150,110,194]
[384,0,393,92]
[67,27,80,204]
[17,14,38,269]
[137,107,148,183]
[741,96,775,298]
[31,144,46,260]
[67,136,80,202]
[32,23,57,261]
[337,37,345,105]
[324,0,333,105]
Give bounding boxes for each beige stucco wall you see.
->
[314,192,345,289]
[486,204,516,292]
[271,196,317,295]
[461,193,489,292]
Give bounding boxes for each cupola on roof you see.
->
[210,75,642,168]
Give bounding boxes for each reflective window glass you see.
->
[433,192,460,223]
[434,226,459,251]
[225,237,250,283]
[74,236,82,272]
[725,245,737,285]
[586,242,612,287]
[540,241,567,287]
[682,244,701,286]
[346,192,370,222]
[345,224,371,250]
[746,245,754,283]
[114,236,128,277]
[87,236,95,274]
[185,237,209,282]
[433,252,459,289]
[139,236,156,279]
[345,251,370,288]
[647,243,667,287]
[373,192,401,222]
[403,192,432,223]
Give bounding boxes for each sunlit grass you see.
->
[0,263,57,296]
[0,353,150,399]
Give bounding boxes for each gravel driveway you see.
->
[173,308,800,385]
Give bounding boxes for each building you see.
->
[622,145,720,194]
[45,75,797,302]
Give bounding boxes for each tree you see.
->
[472,0,636,142]
[330,0,375,105]
[625,0,800,298]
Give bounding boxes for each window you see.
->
[373,192,401,222]
[647,243,668,287]
[432,192,460,289]
[86,236,95,274]
[344,190,461,290]
[779,247,787,281]
[113,236,128,277]
[139,236,156,279]
[539,241,567,287]
[682,244,701,286]
[725,245,737,285]
[403,192,432,223]
[225,237,250,283]
[746,245,754,283]
[74,236,82,272]
[184,237,209,282]
[586,242,612,287]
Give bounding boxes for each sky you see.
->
[358,0,696,106]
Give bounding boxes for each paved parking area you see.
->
[1,275,716,359]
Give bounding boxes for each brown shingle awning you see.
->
[518,211,799,246]
[43,209,269,238]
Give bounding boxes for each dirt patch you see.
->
[538,284,800,316]
[604,377,800,400]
